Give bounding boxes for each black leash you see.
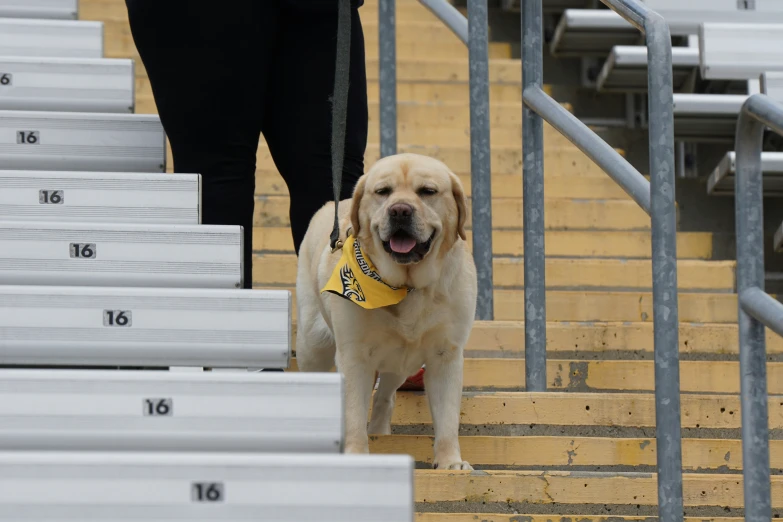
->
[329,0,352,252]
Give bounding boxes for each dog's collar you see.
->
[321,235,413,309]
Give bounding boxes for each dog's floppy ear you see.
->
[349,175,367,237]
[449,171,468,241]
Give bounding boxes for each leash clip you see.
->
[330,239,344,253]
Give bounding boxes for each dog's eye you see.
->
[375,187,392,196]
[418,187,438,196]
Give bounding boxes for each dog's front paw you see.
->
[434,460,473,470]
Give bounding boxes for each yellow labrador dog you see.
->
[295,152,476,470]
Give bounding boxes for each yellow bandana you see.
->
[321,235,412,309]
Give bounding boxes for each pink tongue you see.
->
[390,235,417,254]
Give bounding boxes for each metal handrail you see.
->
[377,1,685,517]
[521,0,684,519]
[379,0,494,320]
[733,92,783,522]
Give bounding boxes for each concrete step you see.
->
[135,76,525,106]
[253,255,735,292]
[460,320,783,357]
[79,0,448,24]
[254,170,638,199]
[366,58,522,84]
[286,320,783,358]
[253,196,656,230]
[100,23,512,72]
[264,287,744,323]
[371,435,782,470]
[252,227,714,259]
[414,507,744,522]
[386,392,766,429]
[362,33,513,61]
[287,357,778,394]
[412,470,780,511]
[255,143,625,178]
[366,81,524,103]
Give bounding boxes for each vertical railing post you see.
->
[521,0,547,391]
[379,0,397,158]
[467,0,494,320]
[735,94,776,522]
[642,12,684,522]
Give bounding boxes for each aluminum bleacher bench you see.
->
[0,285,290,368]
[671,24,783,142]
[551,1,783,56]
[596,45,699,92]
[707,152,783,196]
[0,110,166,172]
[0,370,339,452]
[699,23,783,81]
[0,451,414,521]
[762,71,783,99]
[705,74,783,196]
[550,10,639,57]
[0,18,102,58]
[0,221,243,288]
[0,57,134,113]
[672,93,748,142]
[0,0,77,19]
[0,171,200,224]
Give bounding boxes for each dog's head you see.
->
[349,153,467,287]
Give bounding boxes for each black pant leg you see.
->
[125,0,279,288]
[262,5,368,255]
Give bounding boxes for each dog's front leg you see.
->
[425,349,472,470]
[335,346,375,454]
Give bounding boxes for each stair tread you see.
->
[370,434,780,470]
[287,357,783,394]
[413,470,782,507]
[385,391,770,429]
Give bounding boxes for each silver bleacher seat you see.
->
[0,0,77,19]
[0,370,340,452]
[0,221,243,288]
[672,93,748,142]
[551,1,783,56]
[550,9,639,57]
[596,45,699,92]
[0,285,291,368]
[0,451,414,521]
[761,71,783,100]
[0,18,102,58]
[0,171,201,225]
[0,110,166,172]
[0,57,135,113]
[705,73,783,196]
[699,23,783,81]
[707,152,783,195]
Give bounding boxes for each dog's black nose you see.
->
[388,203,413,218]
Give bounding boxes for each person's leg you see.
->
[125,0,279,288]
[262,4,368,255]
